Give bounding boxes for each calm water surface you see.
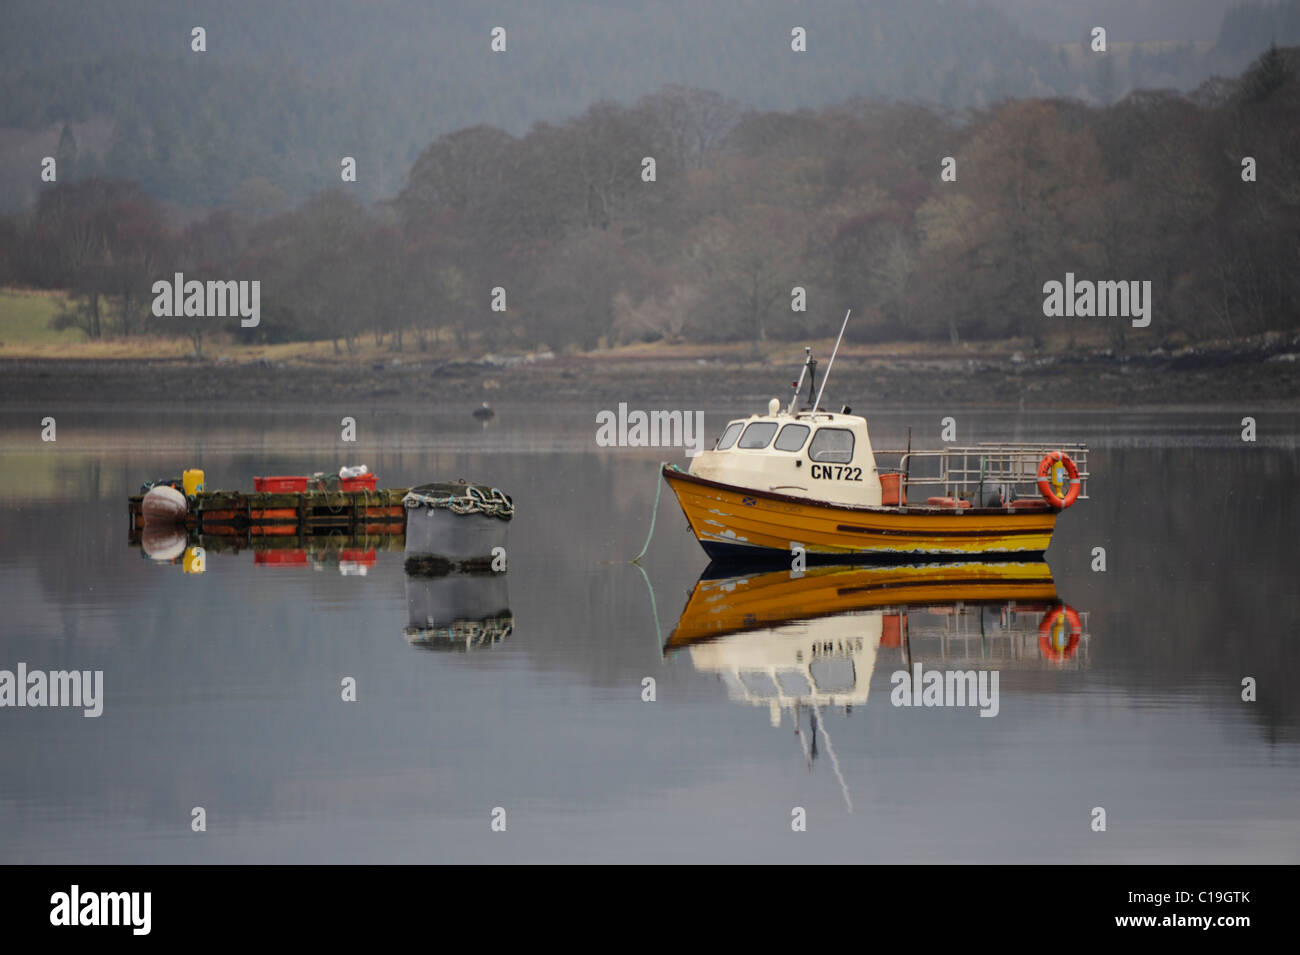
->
[1,404,1297,863]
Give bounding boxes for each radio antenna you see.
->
[788,346,812,414]
[813,309,851,412]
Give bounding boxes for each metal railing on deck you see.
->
[874,443,1090,505]
[899,606,1092,669]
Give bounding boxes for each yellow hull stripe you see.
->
[667,562,1059,647]
[664,468,1057,556]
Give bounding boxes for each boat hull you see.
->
[662,464,1058,560]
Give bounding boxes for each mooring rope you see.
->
[630,463,666,564]
[629,463,670,657]
[632,561,665,658]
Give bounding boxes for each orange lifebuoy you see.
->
[1037,451,1081,509]
[1038,605,1083,661]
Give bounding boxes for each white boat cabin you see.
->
[688,611,882,722]
[689,397,883,507]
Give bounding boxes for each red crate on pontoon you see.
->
[338,548,377,565]
[254,549,307,565]
[341,474,377,492]
[254,475,308,493]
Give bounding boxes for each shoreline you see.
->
[2,342,1297,410]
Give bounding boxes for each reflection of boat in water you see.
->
[666,561,1089,806]
[668,560,1060,649]
[404,572,513,652]
[668,562,1090,707]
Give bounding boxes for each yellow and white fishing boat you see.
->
[663,313,1090,561]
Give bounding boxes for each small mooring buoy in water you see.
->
[472,401,495,421]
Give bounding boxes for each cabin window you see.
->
[775,670,812,695]
[774,423,811,452]
[808,427,855,463]
[719,672,746,698]
[809,658,856,693]
[739,671,779,697]
[716,422,744,450]
[738,421,779,449]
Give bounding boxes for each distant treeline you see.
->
[1,47,1296,354]
[3,0,1300,211]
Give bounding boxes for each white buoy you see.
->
[141,485,187,524]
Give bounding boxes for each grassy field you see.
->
[0,289,86,349]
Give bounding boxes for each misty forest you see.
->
[0,0,1297,357]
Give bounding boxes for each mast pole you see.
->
[813,309,851,412]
